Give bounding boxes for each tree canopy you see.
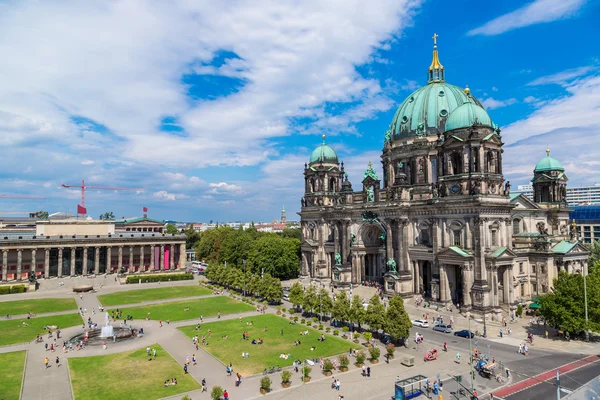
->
[332,291,350,323]
[366,294,386,332]
[288,282,304,308]
[384,295,411,340]
[165,223,180,234]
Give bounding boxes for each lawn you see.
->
[0,298,77,316]
[69,344,200,400]
[113,296,254,322]
[0,313,83,346]
[0,351,26,400]
[178,314,360,375]
[97,286,212,306]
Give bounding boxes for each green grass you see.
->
[0,351,26,400]
[69,344,200,400]
[113,296,254,322]
[0,313,83,346]
[0,298,77,316]
[178,314,360,375]
[97,286,212,306]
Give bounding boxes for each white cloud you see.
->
[481,97,517,110]
[208,182,244,195]
[81,160,94,165]
[468,0,587,36]
[492,87,498,92]
[152,190,187,201]
[524,96,539,103]
[527,66,596,86]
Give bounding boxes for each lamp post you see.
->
[583,269,589,341]
[242,259,247,298]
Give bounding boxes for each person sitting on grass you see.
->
[164,380,169,387]
[172,378,178,385]
[263,327,268,332]
[184,308,189,312]
[251,339,257,344]
[310,346,316,351]
[222,335,228,340]
[258,338,263,345]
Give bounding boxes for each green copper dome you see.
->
[444,100,493,132]
[534,150,564,172]
[309,136,338,165]
[389,82,484,139]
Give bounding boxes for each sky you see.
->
[0,0,598,222]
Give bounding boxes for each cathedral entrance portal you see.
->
[419,261,432,297]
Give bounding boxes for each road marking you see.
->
[494,354,600,398]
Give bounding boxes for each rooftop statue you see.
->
[363,161,379,181]
[367,186,374,202]
[384,126,392,144]
[335,253,342,266]
[386,258,397,273]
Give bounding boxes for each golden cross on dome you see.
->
[432,33,438,46]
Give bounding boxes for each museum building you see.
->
[0,214,186,281]
[299,37,588,317]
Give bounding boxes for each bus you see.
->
[190,261,208,274]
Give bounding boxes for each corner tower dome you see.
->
[309,135,339,165]
[387,34,484,141]
[444,96,493,132]
[534,148,565,172]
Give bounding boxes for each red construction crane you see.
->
[0,194,45,199]
[61,180,143,215]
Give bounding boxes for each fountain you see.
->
[100,312,114,338]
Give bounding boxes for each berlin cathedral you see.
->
[299,36,588,318]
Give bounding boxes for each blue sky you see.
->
[0,0,598,222]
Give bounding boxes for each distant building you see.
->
[570,206,600,244]
[281,206,287,224]
[517,184,600,206]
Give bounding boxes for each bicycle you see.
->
[263,366,282,375]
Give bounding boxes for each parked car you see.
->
[454,329,475,339]
[412,319,430,328]
[432,323,453,333]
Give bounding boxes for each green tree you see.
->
[183,226,201,250]
[349,294,366,329]
[288,282,305,309]
[318,287,333,318]
[221,228,252,267]
[365,294,386,332]
[248,235,300,279]
[332,291,350,323]
[281,228,302,240]
[303,285,318,315]
[35,211,49,219]
[165,223,179,234]
[538,271,600,334]
[99,211,115,220]
[258,273,283,303]
[585,241,600,275]
[384,295,411,340]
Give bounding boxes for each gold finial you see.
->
[432,33,438,46]
[322,134,326,144]
[428,33,444,81]
[546,147,550,156]
[464,84,470,95]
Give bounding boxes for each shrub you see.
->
[323,358,334,371]
[282,308,287,313]
[386,343,395,355]
[369,346,380,360]
[211,386,224,400]
[516,304,523,318]
[260,376,272,391]
[306,320,312,326]
[10,285,26,293]
[333,330,339,336]
[289,309,295,315]
[302,366,311,379]
[342,326,349,332]
[276,306,282,312]
[301,318,306,324]
[363,332,373,342]
[326,327,331,333]
[294,316,299,322]
[312,317,319,323]
[181,396,192,400]
[281,370,292,384]
[125,273,193,284]
[356,350,366,364]
[318,324,324,330]
[353,332,361,340]
[338,354,350,368]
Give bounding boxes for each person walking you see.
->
[146,346,151,356]
[153,348,156,358]
[192,354,197,366]
[362,364,366,376]
[223,389,229,399]
[44,357,49,369]
[183,364,188,374]
[367,367,371,377]
[55,356,60,368]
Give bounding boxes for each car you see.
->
[282,293,289,301]
[412,319,429,328]
[432,323,453,333]
[454,329,475,339]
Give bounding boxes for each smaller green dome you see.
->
[444,100,493,132]
[534,149,564,172]
[309,136,338,165]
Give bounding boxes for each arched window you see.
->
[513,219,521,235]
[451,153,462,175]
[329,177,336,192]
[419,228,430,246]
[487,151,495,173]
[310,178,315,193]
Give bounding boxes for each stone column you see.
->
[44,249,50,278]
[413,260,420,294]
[169,245,175,270]
[106,247,112,273]
[505,219,512,249]
[385,220,393,261]
[140,246,145,271]
[79,246,88,276]
[160,245,165,270]
[57,248,63,277]
[95,247,100,275]
[439,265,450,302]
[465,219,472,249]
[118,246,123,271]
[462,266,472,308]
[31,249,37,278]
[129,246,134,273]
[16,249,22,281]
[70,248,76,277]
[2,250,7,281]
[179,243,186,269]
[360,255,365,281]
[150,245,155,270]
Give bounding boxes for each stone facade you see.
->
[299,38,588,318]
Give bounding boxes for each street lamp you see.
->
[242,259,247,298]
[583,268,589,341]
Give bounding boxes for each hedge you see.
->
[0,284,27,294]
[125,273,193,284]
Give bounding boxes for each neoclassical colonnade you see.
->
[1,241,186,282]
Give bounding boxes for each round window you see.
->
[408,96,414,103]
[439,109,448,117]
[401,116,408,124]
[439,91,445,97]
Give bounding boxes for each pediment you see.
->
[510,193,540,210]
